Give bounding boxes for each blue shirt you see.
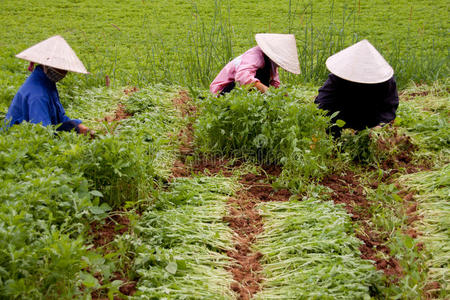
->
[5,66,81,128]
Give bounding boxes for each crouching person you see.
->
[315,40,399,138]
[5,35,93,136]
[210,33,300,95]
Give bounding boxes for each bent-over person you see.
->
[210,33,300,95]
[5,35,93,135]
[314,39,399,137]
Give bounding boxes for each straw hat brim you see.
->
[255,33,300,74]
[326,39,393,84]
[16,35,89,74]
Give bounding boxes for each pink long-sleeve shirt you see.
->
[209,46,280,94]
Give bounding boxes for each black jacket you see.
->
[315,74,399,136]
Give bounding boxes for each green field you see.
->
[0,0,449,299]
[0,0,448,110]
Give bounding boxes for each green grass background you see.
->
[0,0,448,111]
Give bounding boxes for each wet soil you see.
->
[399,90,431,101]
[123,86,139,96]
[172,90,197,118]
[170,90,197,177]
[321,171,404,279]
[424,281,442,299]
[239,165,291,203]
[376,129,418,172]
[96,87,136,133]
[192,157,237,177]
[91,271,137,299]
[89,214,130,250]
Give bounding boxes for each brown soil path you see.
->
[224,165,291,300]
[88,88,137,299]
[321,171,403,279]
[89,213,137,299]
[170,91,292,299]
[320,169,424,282]
[320,127,431,283]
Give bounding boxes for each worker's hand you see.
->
[88,129,96,139]
[77,124,93,136]
[255,81,269,93]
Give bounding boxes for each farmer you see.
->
[5,35,93,135]
[315,39,399,138]
[210,33,300,95]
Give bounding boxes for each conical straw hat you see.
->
[326,39,393,84]
[16,35,89,74]
[255,33,300,74]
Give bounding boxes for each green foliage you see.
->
[367,183,407,237]
[0,0,447,108]
[0,85,182,298]
[339,125,418,168]
[367,183,425,300]
[398,110,450,152]
[367,182,428,299]
[122,84,177,115]
[0,124,97,298]
[195,87,335,191]
[60,86,124,129]
[254,198,383,299]
[339,129,378,163]
[399,167,450,298]
[128,177,236,299]
[395,84,450,153]
[383,231,427,299]
[119,86,184,179]
[0,1,447,296]
[285,0,448,88]
[61,135,156,208]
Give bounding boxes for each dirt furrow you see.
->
[170,91,293,299]
[320,170,423,281]
[89,93,137,299]
[223,165,291,299]
[224,190,264,299]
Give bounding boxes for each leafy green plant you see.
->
[195,87,335,191]
[0,84,183,298]
[367,183,406,237]
[0,124,99,299]
[383,231,426,299]
[339,129,378,163]
[339,125,418,169]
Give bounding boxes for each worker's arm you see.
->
[254,81,269,93]
[378,78,399,124]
